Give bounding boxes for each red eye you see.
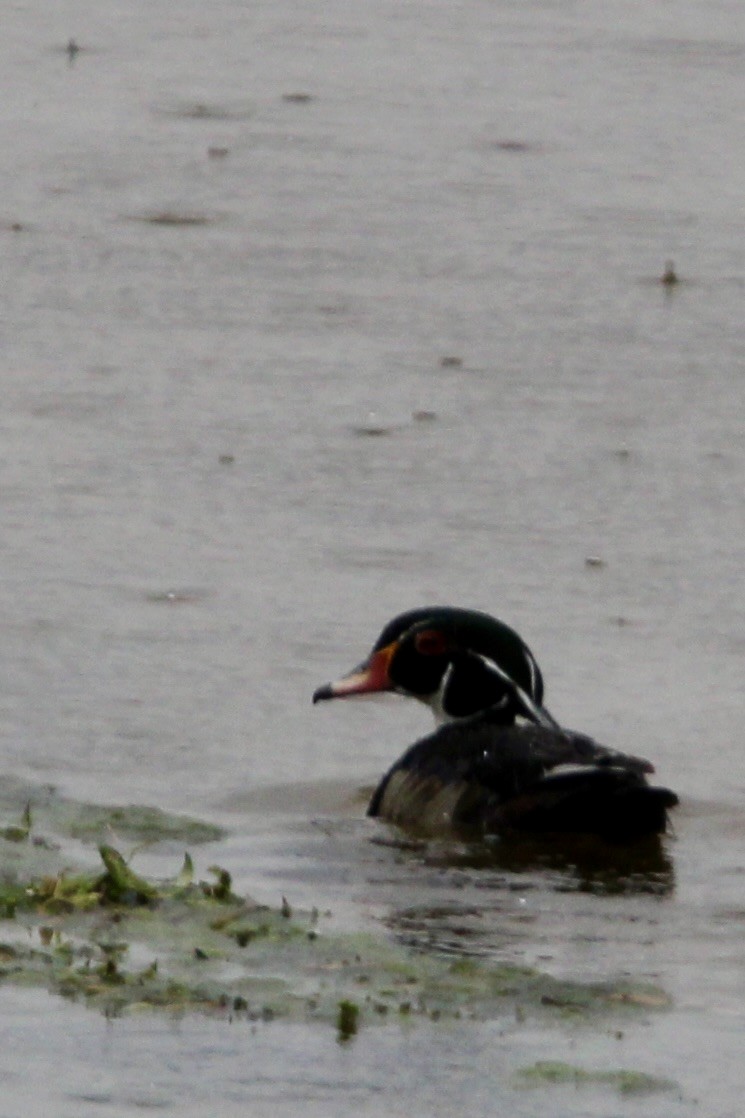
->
[414,629,447,656]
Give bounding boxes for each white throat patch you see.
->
[428,662,454,725]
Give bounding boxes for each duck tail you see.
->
[495,769,678,841]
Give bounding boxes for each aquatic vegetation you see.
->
[60,802,225,845]
[336,999,360,1042]
[0,778,225,847]
[0,839,673,1030]
[514,1060,677,1095]
[0,787,674,1042]
[0,803,32,843]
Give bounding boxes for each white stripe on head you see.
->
[429,662,453,725]
[474,653,559,730]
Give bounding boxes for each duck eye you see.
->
[414,629,447,656]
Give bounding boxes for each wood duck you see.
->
[313,607,678,842]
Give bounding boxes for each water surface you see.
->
[0,0,743,1113]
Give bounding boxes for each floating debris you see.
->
[439,355,463,368]
[585,556,606,569]
[52,39,86,63]
[352,424,392,437]
[144,588,206,604]
[609,988,672,1009]
[494,140,535,153]
[207,146,230,159]
[412,410,437,423]
[134,212,213,227]
[660,260,679,286]
[336,999,360,1042]
[282,92,314,104]
[351,412,396,437]
[156,101,254,122]
[218,453,235,465]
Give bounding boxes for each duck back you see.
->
[368,715,677,841]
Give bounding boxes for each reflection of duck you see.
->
[313,608,678,842]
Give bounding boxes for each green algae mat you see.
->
[0,777,674,1058]
[513,1061,676,1095]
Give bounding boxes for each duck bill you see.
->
[313,644,395,703]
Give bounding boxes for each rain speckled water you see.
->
[0,0,743,1114]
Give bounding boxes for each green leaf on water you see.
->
[1,803,32,843]
[96,845,159,906]
[175,852,194,889]
[201,865,237,903]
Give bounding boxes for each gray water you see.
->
[1,0,744,1114]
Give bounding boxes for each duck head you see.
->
[313,607,556,728]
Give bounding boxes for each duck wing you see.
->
[368,717,676,840]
